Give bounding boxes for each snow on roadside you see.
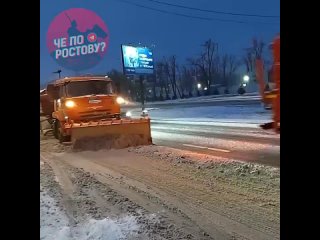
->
[130,145,280,177]
[40,189,140,240]
[40,190,70,240]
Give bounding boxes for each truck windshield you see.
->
[66,81,113,97]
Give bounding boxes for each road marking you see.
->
[183,144,230,153]
[207,147,230,153]
[183,144,207,149]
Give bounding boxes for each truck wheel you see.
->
[56,121,70,143]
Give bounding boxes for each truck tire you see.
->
[55,120,70,143]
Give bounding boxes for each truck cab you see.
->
[45,76,123,142]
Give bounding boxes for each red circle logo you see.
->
[87,33,97,43]
[46,8,109,71]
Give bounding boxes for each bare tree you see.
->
[220,54,240,92]
[180,65,195,97]
[155,61,170,100]
[243,38,265,73]
[188,39,218,94]
[163,56,182,99]
[187,56,207,87]
[243,49,254,73]
[221,54,228,87]
[227,55,240,88]
[252,38,265,59]
[176,65,185,98]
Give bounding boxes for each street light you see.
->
[53,69,62,78]
[196,83,201,97]
[243,75,250,83]
[204,87,208,91]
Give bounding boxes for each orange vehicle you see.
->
[255,35,280,133]
[40,75,152,148]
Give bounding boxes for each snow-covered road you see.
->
[127,104,280,167]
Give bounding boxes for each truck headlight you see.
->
[116,97,125,104]
[65,100,75,108]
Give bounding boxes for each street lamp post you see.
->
[241,74,250,88]
[53,69,62,78]
[197,83,201,96]
[243,74,250,83]
[139,75,145,111]
[238,74,250,95]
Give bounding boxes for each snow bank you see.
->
[74,216,139,240]
[40,190,139,240]
[131,145,280,176]
[40,190,70,240]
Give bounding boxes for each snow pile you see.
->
[130,145,233,164]
[40,190,70,240]
[40,138,71,152]
[130,145,280,177]
[40,190,140,240]
[74,216,139,240]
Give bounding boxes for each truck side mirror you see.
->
[46,84,60,100]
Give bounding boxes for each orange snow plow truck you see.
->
[256,35,280,133]
[40,76,152,150]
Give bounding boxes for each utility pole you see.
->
[139,75,145,111]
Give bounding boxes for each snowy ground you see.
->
[40,136,279,240]
[40,156,186,240]
[40,191,140,240]
[40,161,140,240]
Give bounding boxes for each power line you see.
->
[118,0,212,21]
[118,0,278,25]
[144,0,280,18]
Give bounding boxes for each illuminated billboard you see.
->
[121,45,154,75]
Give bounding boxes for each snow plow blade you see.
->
[66,118,152,151]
